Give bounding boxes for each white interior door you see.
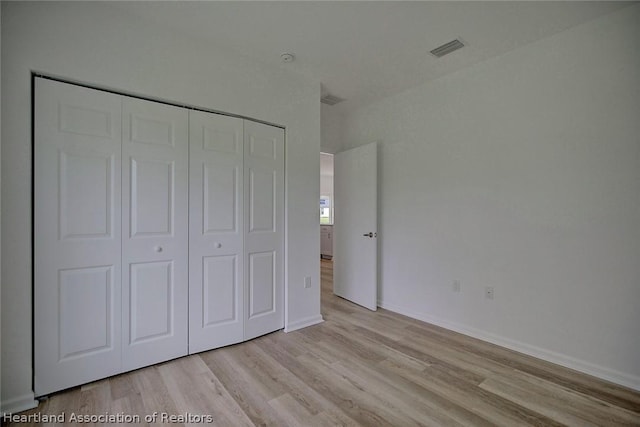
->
[122,97,189,371]
[35,78,123,396]
[243,121,285,340]
[334,142,378,311]
[188,111,244,353]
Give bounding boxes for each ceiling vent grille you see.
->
[430,39,465,58]
[321,94,345,105]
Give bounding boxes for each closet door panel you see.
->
[58,266,114,357]
[204,163,238,233]
[203,255,237,324]
[60,151,114,238]
[189,111,244,353]
[130,158,174,236]
[249,169,276,232]
[34,78,122,396]
[122,98,188,371]
[129,261,173,342]
[248,251,276,317]
[244,121,285,340]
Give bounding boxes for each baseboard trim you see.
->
[378,300,640,392]
[284,315,324,333]
[1,392,39,415]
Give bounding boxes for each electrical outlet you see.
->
[485,286,494,299]
[304,276,312,289]
[453,280,461,293]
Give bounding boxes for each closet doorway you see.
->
[34,77,285,396]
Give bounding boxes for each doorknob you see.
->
[363,232,376,238]
[154,246,163,253]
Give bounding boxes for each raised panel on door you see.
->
[204,164,238,233]
[34,78,122,396]
[130,159,174,236]
[129,261,173,343]
[189,110,244,353]
[59,151,113,239]
[203,255,237,324]
[244,121,285,340]
[122,97,188,371]
[58,266,114,360]
[249,169,276,233]
[248,251,276,318]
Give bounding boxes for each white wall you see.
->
[1,1,321,412]
[320,103,345,154]
[341,5,640,389]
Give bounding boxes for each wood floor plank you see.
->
[354,324,487,386]
[157,356,253,427]
[268,393,315,427]
[312,409,362,427]
[235,340,335,416]
[489,368,640,424]
[109,372,138,401]
[405,322,640,412]
[331,357,478,426]
[77,379,112,420]
[259,329,312,358]
[398,326,528,381]
[382,358,564,427]
[131,365,182,423]
[8,258,639,426]
[295,352,425,427]
[480,374,640,427]
[374,357,498,427]
[200,345,307,427]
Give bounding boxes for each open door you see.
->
[333,142,377,311]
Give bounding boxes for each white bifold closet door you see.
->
[189,113,285,351]
[121,98,189,371]
[34,79,123,396]
[35,77,283,395]
[243,120,285,340]
[35,79,189,395]
[188,111,245,352]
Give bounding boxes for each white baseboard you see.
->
[284,314,324,333]
[378,300,640,392]
[1,392,39,415]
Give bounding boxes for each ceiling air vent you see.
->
[321,94,345,106]
[430,39,465,58]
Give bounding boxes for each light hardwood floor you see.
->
[11,259,640,426]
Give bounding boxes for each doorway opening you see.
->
[320,152,334,314]
[320,152,334,260]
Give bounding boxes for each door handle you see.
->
[362,232,377,238]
